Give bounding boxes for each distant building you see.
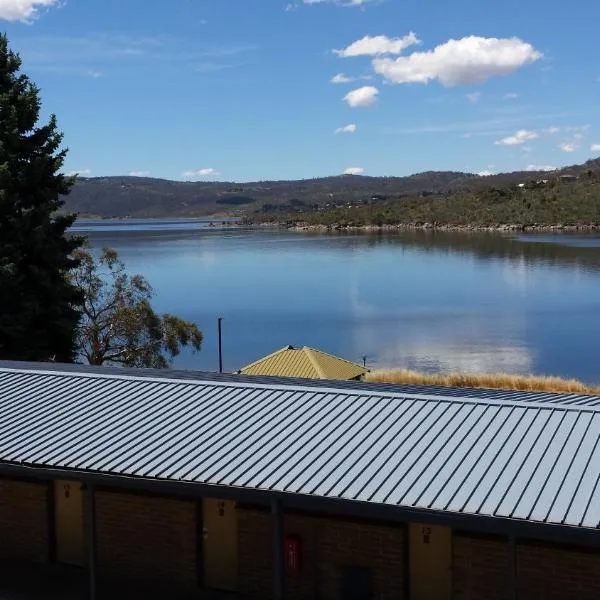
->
[236,345,368,380]
[559,174,578,182]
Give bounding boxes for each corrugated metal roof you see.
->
[238,346,368,380]
[2,362,600,533]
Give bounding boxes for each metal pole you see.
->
[272,498,285,600]
[508,534,517,600]
[218,317,223,373]
[84,482,97,600]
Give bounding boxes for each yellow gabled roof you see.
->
[237,345,368,380]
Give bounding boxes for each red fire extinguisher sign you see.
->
[285,534,302,574]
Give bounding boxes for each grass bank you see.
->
[366,369,600,395]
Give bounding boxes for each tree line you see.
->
[0,35,202,367]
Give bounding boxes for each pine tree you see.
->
[0,34,83,362]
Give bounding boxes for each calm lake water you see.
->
[72,219,600,385]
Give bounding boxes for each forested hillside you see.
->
[64,159,600,219]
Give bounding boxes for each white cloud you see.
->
[331,73,353,84]
[495,129,538,146]
[0,0,58,22]
[466,92,482,103]
[504,92,519,100]
[477,170,494,176]
[525,165,557,172]
[591,144,600,152]
[128,171,150,177]
[344,85,379,107]
[181,168,221,178]
[544,126,560,135]
[373,36,542,86]
[335,123,357,134]
[559,142,577,153]
[344,167,364,175]
[334,33,420,58]
[331,72,371,84]
[66,168,91,177]
[303,0,376,6]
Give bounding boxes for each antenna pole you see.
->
[218,318,223,373]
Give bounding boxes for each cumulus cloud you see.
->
[334,33,420,58]
[335,123,357,134]
[331,73,353,84]
[495,129,538,146]
[525,165,557,172]
[303,0,376,5]
[373,36,542,86]
[504,92,519,100]
[344,85,379,107]
[344,167,364,175]
[544,126,560,135]
[592,144,600,152]
[559,142,577,153]
[66,168,92,177]
[331,72,371,84]
[0,0,58,22]
[181,167,221,178]
[466,92,482,103]
[128,171,150,177]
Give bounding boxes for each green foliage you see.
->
[71,248,203,368]
[0,34,83,362]
[246,177,600,229]
[63,161,600,220]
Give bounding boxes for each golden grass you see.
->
[366,369,600,395]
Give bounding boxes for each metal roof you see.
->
[2,362,600,535]
[238,346,368,380]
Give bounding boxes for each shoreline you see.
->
[245,221,600,233]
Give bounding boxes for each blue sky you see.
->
[3,0,600,181]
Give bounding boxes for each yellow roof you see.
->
[237,346,368,380]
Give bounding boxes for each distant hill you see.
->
[247,159,600,229]
[63,159,600,219]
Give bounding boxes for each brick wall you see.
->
[95,490,197,594]
[0,478,48,563]
[452,532,508,600]
[452,532,600,600]
[238,507,272,599]
[518,541,600,600]
[238,507,405,600]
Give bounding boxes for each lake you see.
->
[73,219,600,385]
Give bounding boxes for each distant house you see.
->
[559,174,578,182]
[236,345,369,380]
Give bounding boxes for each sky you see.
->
[2,0,600,182]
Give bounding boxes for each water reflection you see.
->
[75,221,600,384]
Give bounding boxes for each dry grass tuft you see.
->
[366,369,600,395]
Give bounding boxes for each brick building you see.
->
[1,362,600,599]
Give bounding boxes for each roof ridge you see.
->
[302,346,367,371]
[0,362,600,413]
[303,347,327,379]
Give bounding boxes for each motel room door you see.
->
[409,523,452,600]
[54,480,85,567]
[203,498,238,591]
